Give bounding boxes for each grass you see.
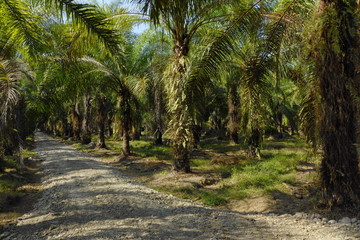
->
[192,137,312,204]
[199,191,228,206]
[198,138,240,153]
[0,176,22,193]
[217,140,309,201]
[0,139,37,214]
[0,158,26,212]
[191,158,212,169]
[131,140,172,161]
[161,137,309,206]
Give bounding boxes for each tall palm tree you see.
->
[0,48,34,168]
[133,0,245,172]
[309,0,360,207]
[135,29,172,145]
[80,42,149,156]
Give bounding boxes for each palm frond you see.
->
[0,58,22,123]
[2,0,43,55]
[46,0,122,55]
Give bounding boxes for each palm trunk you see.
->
[96,96,107,148]
[81,94,92,144]
[247,128,261,159]
[15,98,25,169]
[171,39,191,173]
[227,83,240,144]
[122,126,130,156]
[120,92,131,156]
[0,145,4,172]
[107,117,113,137]
[191,124,201,149]
[132,126,141,140]
[71,103,82,140]
[316,0,360,206]
[153,81,163,145]
[275,110,283,138]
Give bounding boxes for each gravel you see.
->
[1,132,360,239]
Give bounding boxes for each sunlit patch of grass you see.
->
[22,149,36,159]
[262,137,308,150]
[219,186,253,200]
[0,178,21,192]
[198,138,242,153]
[199,191,228,206]
[219,151,306,200]
[0,212,22,221]
[0,173,24,212]
[154,169,171,176]
[131,140,172,161]
[191,158,212,169]
[104,140,121,152]
[2,156,19,170]
[74,144,88,151]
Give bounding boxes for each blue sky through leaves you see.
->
[80,0,148,34]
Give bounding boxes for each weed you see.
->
[131,140,172,161]
[199,191,228,206]
[191,158,211,168]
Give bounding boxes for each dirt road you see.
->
[1,132,359,239]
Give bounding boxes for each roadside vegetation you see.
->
[0,138,40,226]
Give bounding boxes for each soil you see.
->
[1,132,359,239]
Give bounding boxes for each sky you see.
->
[80,0,149,34]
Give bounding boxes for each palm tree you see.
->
[225,71,240,145]
[0,47,34,169]
[135,29,172,145]
[133,0,246,172]
[80,41,149,156]
[309,0,360,207]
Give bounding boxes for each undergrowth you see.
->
[0,138,36,212]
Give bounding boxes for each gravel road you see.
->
[1,132,359,239]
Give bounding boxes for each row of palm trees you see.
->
[0,0,359,207]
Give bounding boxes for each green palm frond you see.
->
[46,0,122,54]
[299,72,320,150]
[0,58,31,123]
[2,0,43,55]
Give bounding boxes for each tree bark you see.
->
[71,102,82,141]
[171,38,192,173]
[81,94,92,144]
[153,80,163,145]
[120,92,131,156]
[15,96,26,169]
[246,128,261,159]
[132,126,141,141]
[316,0,360,207]
[275,110,283,138]
[227,83,240,144]
[96,96,107,149]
